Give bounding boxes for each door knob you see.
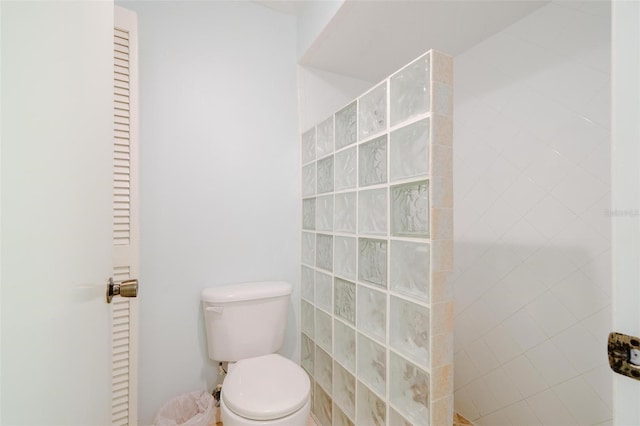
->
[106,277,138,303]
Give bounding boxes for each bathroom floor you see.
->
[213,409,472,425]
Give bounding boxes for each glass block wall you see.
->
[300,50,453,426]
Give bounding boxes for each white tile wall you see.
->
[453,1,612,424]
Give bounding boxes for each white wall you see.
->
[116,2,299,424]
[296,0,344,60]
[453,1,612,424]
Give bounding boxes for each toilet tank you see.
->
[201,281,292,361]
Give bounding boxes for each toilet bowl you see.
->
[201,282,310,426]
[220,354,310,426]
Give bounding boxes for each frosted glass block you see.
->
[301,266,314,302]
[390,119,430,181]
[301,300,314,338]
[316,308,332,353]
[334,320,356,373]
[334,236,356,280]
[357,285,386,343]
[358,188,387,235]
[302,163,316,197]
[316,234,333,272]
[317,155,334,194]
[333,362,356,420]
[391,180,429,237]
[302,128,316,164]
[335,101,357,150]
[358,238,387,288]
[390,407,413,426]
[335,147,357,190]
[316,195,333,232]
[316,271,332,313]
[390,240,430,302]
[357,333,386,396]
[433,82,453,117]
[302,232,315,266]
[390,296,429,368]
[358,83,387,141]
[334,278,356,325]
[315,383,332,426]
[357,381,386,426]
[335,192,356,234]
[302,333,314,375]
[390,53,431,126]
[302,198,316,230]
[390,352,429,424]
[316,346,333,394]
[333,403,354,426]
[317,116,334,158]
[359,135,387,187]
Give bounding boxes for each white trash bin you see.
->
[154,390,215,426]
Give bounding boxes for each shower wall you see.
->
[300,51,453,426]
[453,1,611,424]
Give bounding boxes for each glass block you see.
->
[390,296,429,368]
[390,352,429,424]
[357,333,386,396]
[359,135,387,187]
[302,333,315,375]
[317,116,334,158]
[301,265,314,302]
[316,346,333,395]
[357,381,386,426]
[335,147,357,191]
[390,240,430,302]
[358,83,387,141]
[302,128,316,164]
[316,195,333,232]
[335,192,356,234]
[391,180,429,237]
[317,155,334,194]
[334,236,356,280]
[302,162,316,197]
[390,53,431,126]
[333,403,355,426]
[357,285,386,343]
[302,198,316,230]
[334,278,356,325]
[315,382,333,426]
[316,271,332,313]
[336,101,357,150]
[334,320,356,373]
[333,362,355,420]
[433,82,453,117]
[390,407,413,426]
[316,234,333,272]
[390,119,430,181]
[358,189,387,235]
[316,308,332,353]
[358,238,387,288]
[301,300,314,338]
[302,232,315,266]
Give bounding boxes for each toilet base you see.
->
[220,395,310,426]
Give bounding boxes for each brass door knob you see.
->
[106,277,139,303]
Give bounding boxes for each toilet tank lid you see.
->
[201,281,292,303]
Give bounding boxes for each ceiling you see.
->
[259,0,549,83]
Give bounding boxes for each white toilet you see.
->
[202,281,310,426]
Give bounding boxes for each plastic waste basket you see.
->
[153,390,215,426]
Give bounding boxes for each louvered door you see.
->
[112,6,139,425]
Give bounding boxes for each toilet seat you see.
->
[222,354,310,421]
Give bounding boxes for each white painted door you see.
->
[1,1,137,425]
[612,1,640,424]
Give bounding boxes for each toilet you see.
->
[202,281,310,426]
